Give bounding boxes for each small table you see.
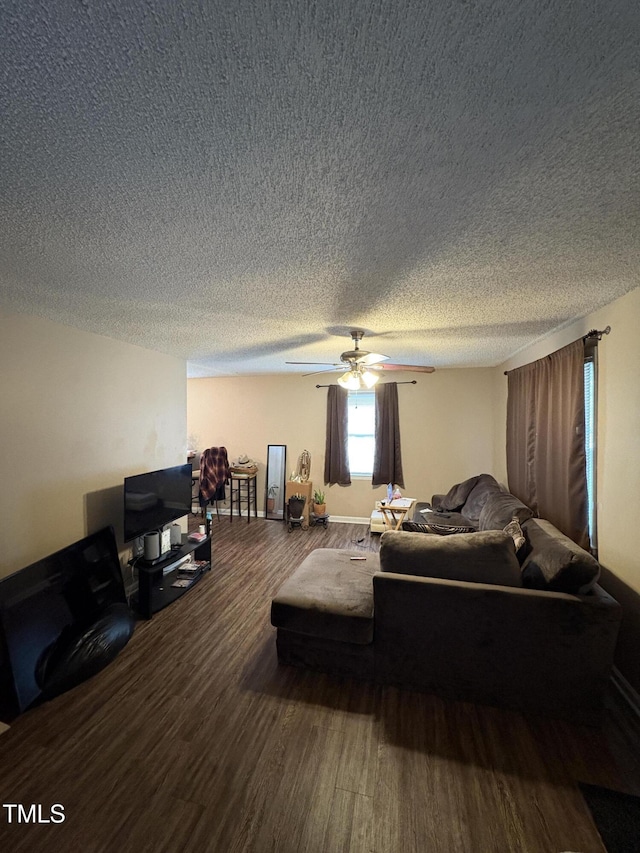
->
[229,473,258,523]
[377,498,416,531]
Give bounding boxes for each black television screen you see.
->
[123,464,193,542]
[0,526,129,720]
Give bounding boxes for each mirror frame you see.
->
[265,445,287,521]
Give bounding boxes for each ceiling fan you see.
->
[286,330,435,389]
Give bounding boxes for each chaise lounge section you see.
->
[272,548,377,680]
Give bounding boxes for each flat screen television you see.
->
[0,526,129,720]
[123,463,193,542]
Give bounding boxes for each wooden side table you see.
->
[377,498,416,531]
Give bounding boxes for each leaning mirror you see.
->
[265,445,287,520]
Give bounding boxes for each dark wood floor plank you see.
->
[0,518,637,852]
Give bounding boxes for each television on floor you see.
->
[0,526,132,721]
[123,464,193,542]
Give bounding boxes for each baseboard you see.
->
[329,516,370,525]
[611,666,640,722]
[202,507,265,519]
[204,510,370,525]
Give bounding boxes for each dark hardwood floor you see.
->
[1,516,639,852]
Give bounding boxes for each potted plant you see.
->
[267,484,279,513]
[313,489,326,516]
[288,493,306,520]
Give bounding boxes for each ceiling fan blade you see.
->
[370,363,436,373]
[358,352,389,365]
[286,361,342,366]
[302,367,343,377]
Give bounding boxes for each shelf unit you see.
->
[133,534,211,619]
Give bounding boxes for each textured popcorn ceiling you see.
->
[1,1,638,377]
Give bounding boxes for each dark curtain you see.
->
[372,382,405,487]
[506,338,588,548]
[324,385,351,485]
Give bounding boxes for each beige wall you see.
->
[187,367,498,520]
[0,315,187,577]
[495,286,640,691]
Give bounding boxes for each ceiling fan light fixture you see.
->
[337,366,379,390]
[337,370,361,390]
[361,368,379,388]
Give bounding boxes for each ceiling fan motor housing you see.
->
[340,350,366,363]
[340,330,367,364]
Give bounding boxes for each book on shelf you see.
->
[187,531,207,543]
[171,577,196,589]
[177,560,209,578]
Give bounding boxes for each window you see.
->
[584,347,597,552]
[347,391,375,476]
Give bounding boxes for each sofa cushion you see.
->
[271,549,379,644]
[520,518,600,594]
[433,475,481,511]
[478,491,534,530]
[379,530,522,587]
[460,474,503,522]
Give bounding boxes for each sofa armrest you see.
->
[430,494,446,508]
[373,572,621,724]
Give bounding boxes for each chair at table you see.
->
[199,446,230,522]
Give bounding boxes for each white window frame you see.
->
[347,390,375,477]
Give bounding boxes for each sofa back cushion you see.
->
[433,475,481,511]
[461,474,503,522]
[520,518,600,594]
[478,491,534,531]
[379,530,522,587]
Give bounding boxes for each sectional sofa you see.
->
[271,475,622,724]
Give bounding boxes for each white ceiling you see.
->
[1,1,638,377]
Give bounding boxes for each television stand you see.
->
[133,534,211,619]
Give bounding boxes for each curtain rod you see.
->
[315,380,417,388]
[503,325,611,375]
[584,325,611,341]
